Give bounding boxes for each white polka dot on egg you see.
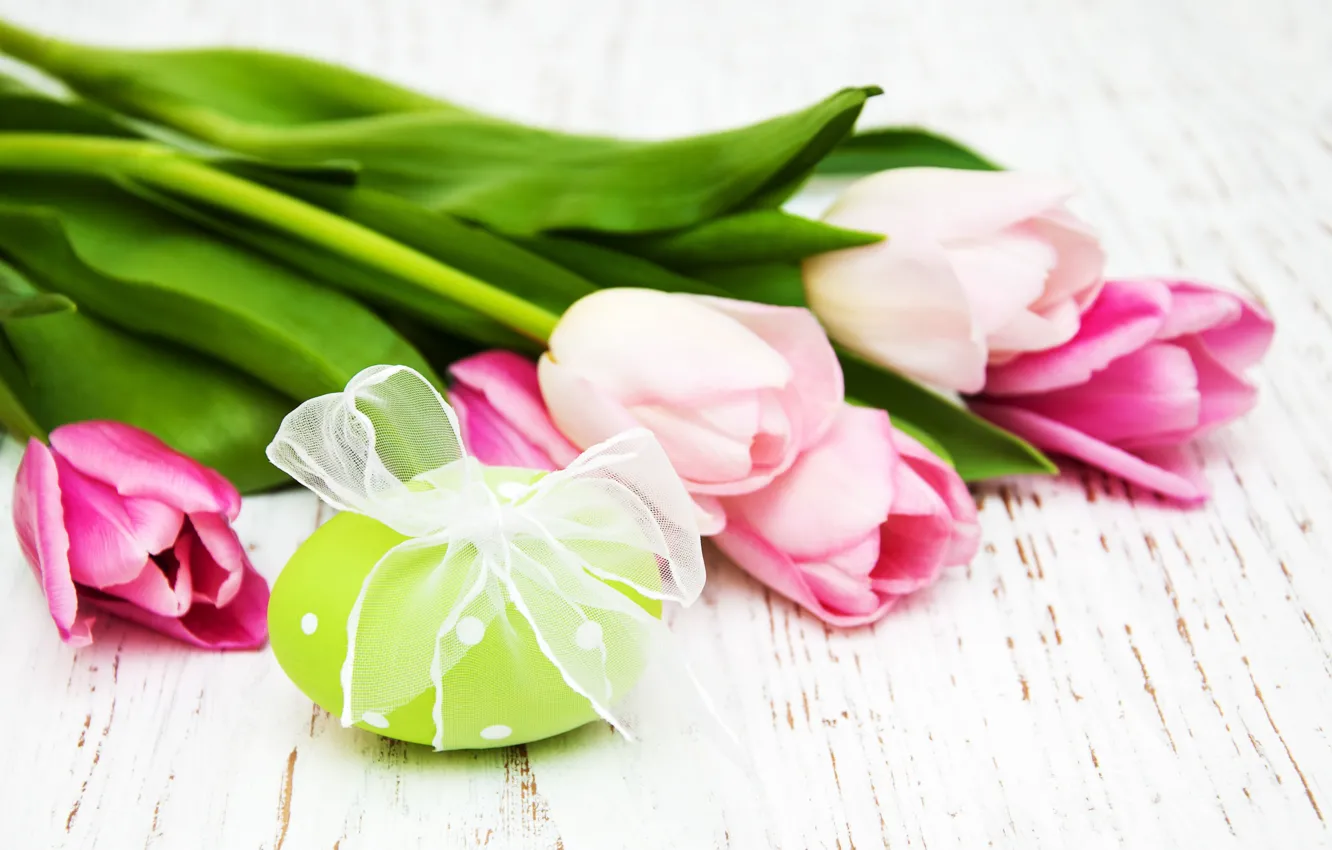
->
[575,620,603,650]
[456,616,486,646]
[300,613,318,635]
[480,724,512,741]
[361,712,389,729]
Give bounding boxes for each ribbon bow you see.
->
[266,365,706,749]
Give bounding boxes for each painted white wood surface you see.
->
[0,0,1329,846]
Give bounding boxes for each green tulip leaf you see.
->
[3,305,293,491]
[0,173,438,400]
[0,343,45,442]
[515,236,716,299]
[251,84,874,235]
[0,24,444,126]
[0,70,141,137]
[597,210,882,269]
[816,127,1000,175]
[0,257,75,320]
[838,349,1056,481]
[690,262,807,306]
[0,259,55,440]
[0,21,879,234]
[117,175,539,354]
[200,86,877,234]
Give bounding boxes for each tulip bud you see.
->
[713,404,979,627]
[537,289,843,511]
[803,167,1105,393]
[13,421,270,648]
[971,279,1274,502]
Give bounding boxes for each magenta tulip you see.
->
[712,405,980,627]
[971,279,1274,502]
[12,421,269,649]
[449,350,579,471]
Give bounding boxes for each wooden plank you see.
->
[0,0,1329,846]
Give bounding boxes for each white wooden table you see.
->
[2,0,1330,846]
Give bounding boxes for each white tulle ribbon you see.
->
[266,365,706,749]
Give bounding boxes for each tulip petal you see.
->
[1186,336,1260,434]
[451,382,560,470]
[1157,281,1242,339]
[986,297,1083,362]
[14,439,92,646]
[1012,343,1202,446]
[950,228,1055,338]
[1026,209,1106,312]
[891,429,981,566]
[823,533,882,578]
[803,555,885,616]
[804,236,989,392]
[546,288,791,404]
[189,512,251,607]
[1163,281,1275,373]
[691,295,844,447]
[50,421,241,519]
[631,399,764,486]
[542,353,795,496]
[448,351,580,470]
[693,495,727,536]
[723,406,896,560]
[88,562,270,650]
[101,532,194,618]
[970,402,1208,503]
[873,467,953,595]
[538,354,651,451]
[712,521,893,628]
[983,279,1172,396]
[823,168,1077,242]
[54,455,156,589]
[1122,336,1258,448]
[121,497,186,556]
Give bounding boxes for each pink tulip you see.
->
[538,289,843,529]
[804,167,1105,393]
[712,404,980,627]
[12,422,269,649]
[449,350,579,471]
[971,279,1274,502]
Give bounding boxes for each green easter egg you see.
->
[268,470,661,750]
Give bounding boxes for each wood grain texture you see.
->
[0,0,1329,846]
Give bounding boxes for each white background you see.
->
[0,0,1329,847]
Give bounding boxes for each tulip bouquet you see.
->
[0,18,1272,645]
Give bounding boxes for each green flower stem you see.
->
[0,19,50,69]
[0,134,560,342]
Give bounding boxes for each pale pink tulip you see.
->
[449,350,579,471]
[12,421,269,649]
[805,167,1105,393]
[712,404,979,627]
[971,279,1274,502]
[538,289,843,529]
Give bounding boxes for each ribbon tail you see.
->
[427,562,495,750]
[506,543,695,740]
[339,534,491,737]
